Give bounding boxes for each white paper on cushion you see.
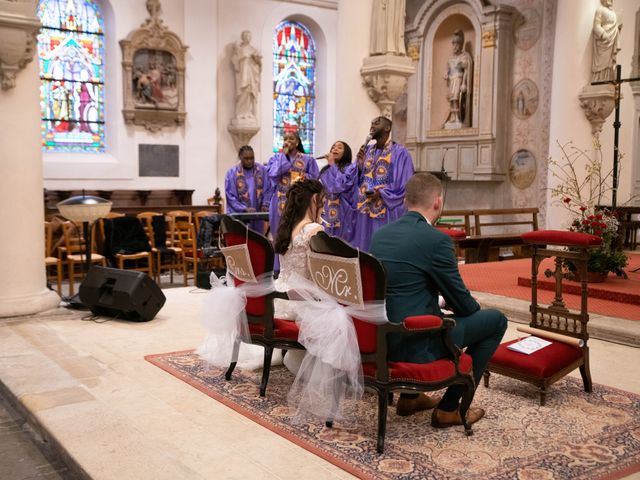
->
[196,271,275,367]
[286,272,387,421]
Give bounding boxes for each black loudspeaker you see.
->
[79,267,166,322]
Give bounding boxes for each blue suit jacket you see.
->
[370,211,480,363]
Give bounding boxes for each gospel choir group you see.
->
[224,116,413,253]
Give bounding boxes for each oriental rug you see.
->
[146,350,640,480]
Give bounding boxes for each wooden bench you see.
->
[436,209,473,235]
[457,208,539,263]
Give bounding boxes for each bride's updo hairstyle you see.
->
[274,179,324,254]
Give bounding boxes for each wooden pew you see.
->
[458,208,539,263]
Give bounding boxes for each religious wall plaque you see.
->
[509,149,537,189]
[139,144,179,177]
[511,78,539,120]
[513,8,541,51]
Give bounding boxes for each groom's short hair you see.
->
[405,172,442,208]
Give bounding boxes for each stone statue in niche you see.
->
[443,30,473,129]
[591,0,622,82]
[370,0,407,56]
[231,30,262,121]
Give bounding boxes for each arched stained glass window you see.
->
[37,0,105,152]
[272,21,316,154]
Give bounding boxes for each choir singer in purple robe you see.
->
[266,132,319,239]
[352,116,415,251]
[224,145,268,233]
[318,140,357,243]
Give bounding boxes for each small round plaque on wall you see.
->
[509,149,537,189]
[513,8,542,51]
[511,78,539,120]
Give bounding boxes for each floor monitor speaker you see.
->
[79,267,166,322]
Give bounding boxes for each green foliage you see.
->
[549,139,630,277]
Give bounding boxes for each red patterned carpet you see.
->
[459,253,640,321]
[146,350,640,480]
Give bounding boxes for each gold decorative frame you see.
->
[119,0,187,132]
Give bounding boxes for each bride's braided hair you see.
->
[274,179,324,254]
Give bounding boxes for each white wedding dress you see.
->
[234,222,320,372]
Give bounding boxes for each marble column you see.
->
[335,0,380,150]
[0,1,59,317]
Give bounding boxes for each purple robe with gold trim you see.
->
[224,163,267,232]
[352,142,414,251]
[319,163,358,243]
[266,152,319,238]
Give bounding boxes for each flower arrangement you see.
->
[549,140,628,279]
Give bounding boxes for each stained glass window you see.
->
[272,21,316,155]
[37,0,105,152]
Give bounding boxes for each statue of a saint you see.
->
[370,0,407,56]
[443,30,473,129]
[231,30,262,121]
[591,0,622,82]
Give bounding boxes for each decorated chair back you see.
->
[220,215,274,318]
[308,231,386,354]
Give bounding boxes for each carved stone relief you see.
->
[120,0,188,132]
[0,0,40,90]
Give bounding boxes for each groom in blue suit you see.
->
[370,172,507,427]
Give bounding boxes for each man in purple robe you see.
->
[352,116,415,251]
[224,145,268,233]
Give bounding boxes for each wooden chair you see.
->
[484,230,602,405]
[137,212,183,284]
[309,231,475,453]
[166,210,192,248]
[220,215,303,397]
[174,220,198,286]
[100,215,153,278]
[61,221,107,296]
[44,221,62,295]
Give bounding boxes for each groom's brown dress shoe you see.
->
[396,394,440,417]
[431,407,485,428]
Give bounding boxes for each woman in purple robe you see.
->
[318,140,357,243]
[224,145,268,233]
[266,132,319,241]
[352,116,415,251]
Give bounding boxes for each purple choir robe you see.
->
[319,163,358,243]
[224,163,267,233]
[352,141,415,251]
[266,152,320,239]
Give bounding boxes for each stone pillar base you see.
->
[228,117,259,151]
[578,84,616,136]
[0,289,60,319]
[360,54,415,118]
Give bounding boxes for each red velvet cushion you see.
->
[436,227,467,239]
[248,318,299,340]
[352,262,382,354]
[489,339,584,378]
[404,315,443,330]
[521,230,602,247]
[362,353,473,383]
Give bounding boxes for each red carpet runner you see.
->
[459,253,640,321]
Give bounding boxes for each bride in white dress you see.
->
[272,179,325,374]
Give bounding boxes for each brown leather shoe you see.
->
[396,394,440,417]
[431,407,485,428]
